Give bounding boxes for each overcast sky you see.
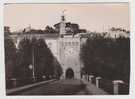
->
[4,3,130,32]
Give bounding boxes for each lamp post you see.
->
[32,45,36,82]
[29,64,35,82]
[29,44,36,82]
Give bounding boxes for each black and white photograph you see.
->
[3,2,130,96]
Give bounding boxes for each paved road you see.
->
[11,79,90,95]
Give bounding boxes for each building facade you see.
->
[9,15,86,79]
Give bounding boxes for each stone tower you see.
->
[58,14,81,79]
[60,12,66,35]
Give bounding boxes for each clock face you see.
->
[65,47,76,56]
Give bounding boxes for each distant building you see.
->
[107,27,130,38]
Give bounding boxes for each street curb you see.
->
[6,79,56,95]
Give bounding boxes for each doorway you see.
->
[65,68,74,79]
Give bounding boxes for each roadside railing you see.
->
[6,76,59,89]
[82,75,129,95]
[6,79,57,95]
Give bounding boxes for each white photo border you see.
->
[0,0,135,99]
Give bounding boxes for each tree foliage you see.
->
[15,38,62,80]
[5,38,16,80]
[15,38,32,79]
[44,25,56,33]
[80,34,130,83]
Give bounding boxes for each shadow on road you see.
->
[8,79,87,95]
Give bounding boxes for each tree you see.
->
[80,33,130,82]
[5,37,16,80]
[4,27,17,89]
[34,38,55,79]
[15,37,61,81]
[44,25,56,33]
[53,58,63,79]
[15,38,32,79]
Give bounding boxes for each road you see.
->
[10,79,90,95]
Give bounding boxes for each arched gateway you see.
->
[58,14,84,79]
[65,68,74,79]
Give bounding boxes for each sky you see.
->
[4,3,130,32]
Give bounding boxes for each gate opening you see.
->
[65,68,74,79]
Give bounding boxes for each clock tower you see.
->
[58,13,82,79]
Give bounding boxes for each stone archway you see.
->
[65,68,74,79]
